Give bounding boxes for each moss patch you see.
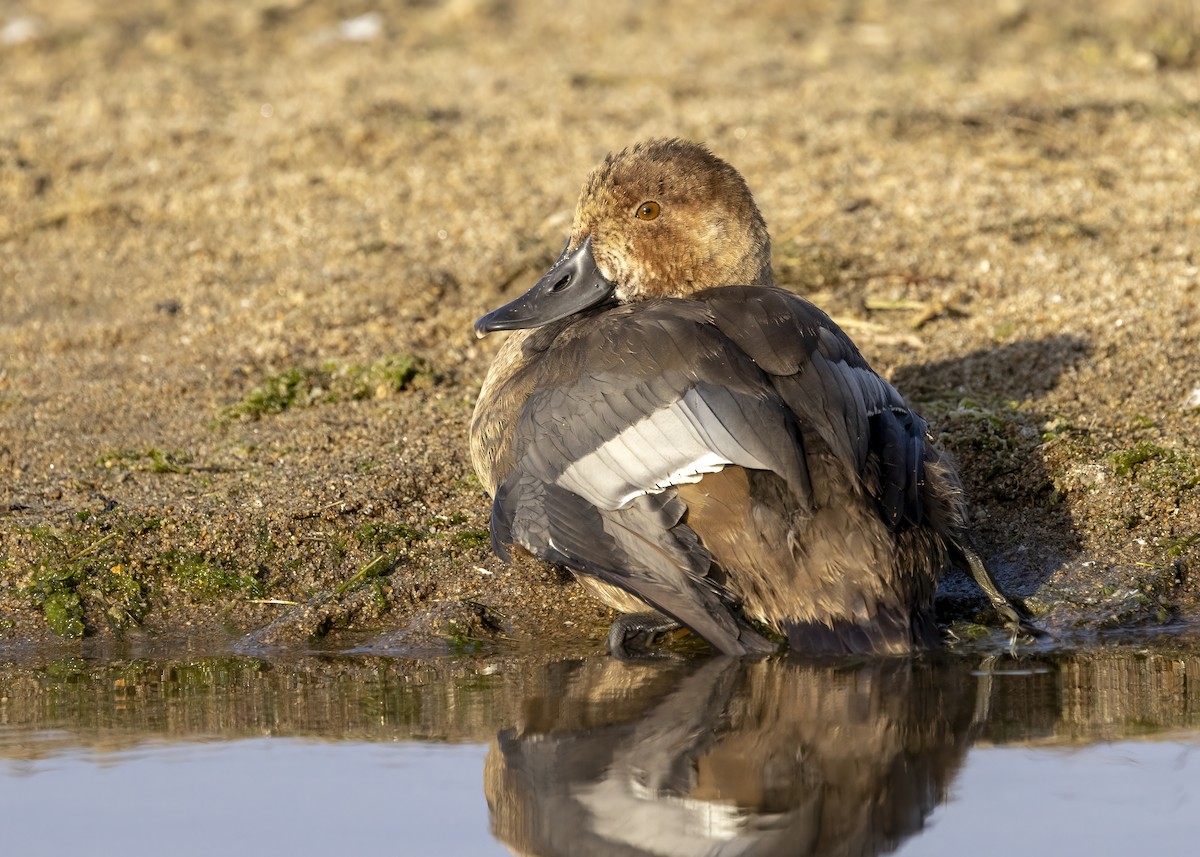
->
[450,529,491,549]
[217,354,434,424]
[21,518,159,637]
[96,448,193,474]
[1111,441,1171,478]
[160,549,263,599]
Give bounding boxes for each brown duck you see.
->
[470,138,1026,656]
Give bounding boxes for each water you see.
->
[3,741,498,857]
[1,647,1198,856]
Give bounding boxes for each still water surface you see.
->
[2,646,1198,856]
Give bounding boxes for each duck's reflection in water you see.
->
[486,656,979,856]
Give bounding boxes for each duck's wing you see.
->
[699,286,931,531]
[492,301,809,655]
[701,287,1041,641]
[494,477,773,654]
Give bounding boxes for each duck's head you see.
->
[475,138,772,336]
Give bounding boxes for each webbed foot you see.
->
[956,540,1048,645]
[606,611,682,658]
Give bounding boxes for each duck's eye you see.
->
[635,201,661,221]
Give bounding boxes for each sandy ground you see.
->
[1,0,1199,654]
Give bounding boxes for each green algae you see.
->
[216,354,434,424]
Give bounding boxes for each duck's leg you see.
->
[953,539,1045,641]
[606,612,683,658]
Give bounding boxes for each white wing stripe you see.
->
[556,398,735,510]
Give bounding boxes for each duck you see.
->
[470,138,1028,657]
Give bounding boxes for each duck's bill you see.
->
[474,236,616,337]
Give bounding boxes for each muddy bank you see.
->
[2,0,1199,652]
